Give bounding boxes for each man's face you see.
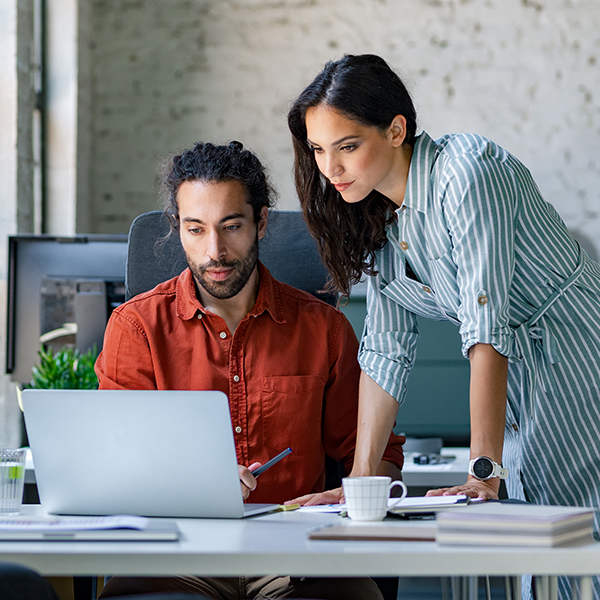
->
[177,179,267,301]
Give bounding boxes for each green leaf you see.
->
[27,344,99,390]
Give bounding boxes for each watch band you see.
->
[468,456,508,481]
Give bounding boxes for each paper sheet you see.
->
[388,494,467,508]
[297,504,345,513]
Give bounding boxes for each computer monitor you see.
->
[6,234,128,383]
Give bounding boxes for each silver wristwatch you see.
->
[468,456,508,481]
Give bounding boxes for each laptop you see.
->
[21,389,279,519]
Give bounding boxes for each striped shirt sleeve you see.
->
[439,142,517,358]
[358,258,420,404]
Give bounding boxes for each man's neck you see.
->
[196,267,260,335]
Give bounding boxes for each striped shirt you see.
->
[358,132,600,600]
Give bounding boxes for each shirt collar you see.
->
[402,131,439,215]
[176,261,286,324]
[176,268,204,321]
[248,261,286,324]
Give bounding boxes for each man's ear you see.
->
[389,115,408,148]
[257,206,268,240]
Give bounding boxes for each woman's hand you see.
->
[425,476,499,501]
[284,486,344,507]
[238,463,260,500]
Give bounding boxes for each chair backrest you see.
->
[125,210,337,305]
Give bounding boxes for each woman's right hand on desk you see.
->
[238,463,260,500]
[425,476,500,501]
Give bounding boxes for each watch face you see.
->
[473,457,494,479]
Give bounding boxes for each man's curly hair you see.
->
[162,140,276,229]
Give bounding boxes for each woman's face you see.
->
[304,104,406,205]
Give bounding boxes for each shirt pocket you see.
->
[381,279,442,320]
[261,375,325,455]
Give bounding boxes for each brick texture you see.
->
[87,0,600,260]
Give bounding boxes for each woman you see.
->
[288,54,600,597]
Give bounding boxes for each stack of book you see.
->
[436,503,595,547]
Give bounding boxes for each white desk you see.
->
[402,448,469,489]
[1,505,599,600]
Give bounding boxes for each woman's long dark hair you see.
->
[288,54,417,297]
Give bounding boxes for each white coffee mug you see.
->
[342,476,408,522]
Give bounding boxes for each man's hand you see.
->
[238,463,260,500]
[425,476,499,501]
[284,486,344,507]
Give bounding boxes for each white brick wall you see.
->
[88,0,600,256]
[0,0,598,448]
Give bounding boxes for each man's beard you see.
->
[187,235,259,301]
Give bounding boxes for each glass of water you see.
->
[0,449,27,514]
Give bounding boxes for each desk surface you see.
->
[2,505,599,579]
[402,448,469,488]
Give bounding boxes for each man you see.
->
[96,140,404,599]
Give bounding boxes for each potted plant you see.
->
[27,345,99,391]
[16,345,99,412]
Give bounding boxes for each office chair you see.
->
[125,210,336,305]
[126,209,345,488]
[0,562,60,600]
[111,595,205,600]
[125,209,398,600]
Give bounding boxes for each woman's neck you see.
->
[379,144,413,208]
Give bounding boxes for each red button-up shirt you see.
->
[96,263,404,504]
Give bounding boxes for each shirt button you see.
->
[220,332,227,339]
[399,241,409,251]
[512,423,519,432]
[422,286,432,294]
[477,295,489,306]
[235,426,242,434]
[233,375,240,382]
[197,313,203,320]
[400,206,406,213]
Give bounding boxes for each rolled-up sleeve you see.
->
[440,151,517,358]
[358,256,420,405]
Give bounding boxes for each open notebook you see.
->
[22,389,279,519]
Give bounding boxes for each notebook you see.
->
[309,520,437,541]
[21,389,279,519]
[0,514,181,541]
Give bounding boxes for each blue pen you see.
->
[250,447,292,478]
